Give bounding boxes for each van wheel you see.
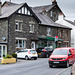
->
[25,56,29,60]
[66,61,69,68]
[49,65,53,68]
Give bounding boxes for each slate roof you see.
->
[0,1,71,29]
[65,19,75,26]
[0,3,24,18]
[36,13,71,29]
[32,4,55,13]
[0,2,41,23]
[2,1,18,7]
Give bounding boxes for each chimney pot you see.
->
[52,0,57,5]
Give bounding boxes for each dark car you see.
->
[36,47,44,57]
[36,47,53,58]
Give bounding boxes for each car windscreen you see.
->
[45,48,53,51]
[52,49,68,55]
[30,50,36,53]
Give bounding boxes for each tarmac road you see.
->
[0,58,71,75]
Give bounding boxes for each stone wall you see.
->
[8,14,39,54]
[39,25,58,37]
[58,28,71,46]
[0,19,8,43]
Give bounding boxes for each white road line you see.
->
[56,67,71,75]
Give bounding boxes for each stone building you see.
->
[56,13,75,48]
[32,0,65,22]
[0,1,71,58]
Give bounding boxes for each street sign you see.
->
[55,36,58,41]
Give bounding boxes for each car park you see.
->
[16,49,38,60]
[48,47,75,68]
[36,47,53,58]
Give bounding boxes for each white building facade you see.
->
[56,14,75,48]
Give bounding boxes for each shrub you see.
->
[12,53,17,58]
[5,54,12,58]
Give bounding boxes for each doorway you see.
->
[31,41,35,50]
[0,45,7,58]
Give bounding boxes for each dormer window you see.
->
[50,11,53,17]
[17,6,31,15]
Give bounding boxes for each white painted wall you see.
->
[56,15,75,48]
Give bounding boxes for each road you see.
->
[0,58,71,75]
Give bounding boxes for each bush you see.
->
[12,53,17,58]
[3,54,12,59]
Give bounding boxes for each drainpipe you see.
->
[0,0,2,16]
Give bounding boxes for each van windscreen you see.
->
[52,49,68,55]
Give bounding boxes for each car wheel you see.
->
[66,61,69,68]
[25,56,29,60]
[34,57,37,60]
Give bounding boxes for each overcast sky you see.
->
[1,0,75,21]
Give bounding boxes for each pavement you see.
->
[71,63,75,75]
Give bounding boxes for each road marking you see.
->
[56,67,71,75]
[23,63,46,71]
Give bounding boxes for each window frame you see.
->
[47,27,51,36]
[50,11,53,17]
[15,21,23,31]
[29,24,34,33]
[59,30,63,37]
[16,39,26,48]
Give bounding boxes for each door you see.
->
[0,45,7,58]
[31,41,35,50]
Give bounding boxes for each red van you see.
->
[48,47,75,68]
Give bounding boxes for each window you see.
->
[16,39,26,48]
[15,21,22,31]
[59,30,63,37]
[68,50,72,55]
[50,11,52,17]
[52,49,68,55]
[47,28,51,36]
[65,30,68,38]
[30,24,34,33]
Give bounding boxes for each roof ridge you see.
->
[4,1,17,4]
[32,4,52,8]
[64,19,75,26]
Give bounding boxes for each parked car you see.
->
[36,47,53,58]
[16,49,38,60]
[48,47,75,68]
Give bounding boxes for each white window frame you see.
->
[47,28,51,36]
[15,21,23,31]
[16,37,27,48]
[30,24,34,33]
[50,11,53,17]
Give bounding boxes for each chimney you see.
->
[42,7,46,15]
[10,0,11,2]
[58,13,64,20]
[52,0,57,5]
[0,0,1,15]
